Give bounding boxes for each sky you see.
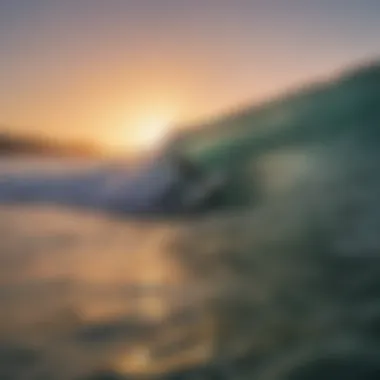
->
[0,0,379,153]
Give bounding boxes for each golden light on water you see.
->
[113,308,217,376]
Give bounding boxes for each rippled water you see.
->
[0,206,223,379]
[2,142,380,380]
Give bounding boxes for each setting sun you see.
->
[133,115,173,150]
[106,110,177,155]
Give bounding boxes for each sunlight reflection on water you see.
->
[0,206,219,378]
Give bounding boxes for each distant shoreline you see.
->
[0,131,104,158]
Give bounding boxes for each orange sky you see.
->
[0,1,379,153]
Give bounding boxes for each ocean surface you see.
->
[1,151,380,380]
[0,156,179,214]
[0,157,222,379]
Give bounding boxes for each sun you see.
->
[133,115,173,150]
[107,112,176,155]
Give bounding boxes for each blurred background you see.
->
[0,1,380,379]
